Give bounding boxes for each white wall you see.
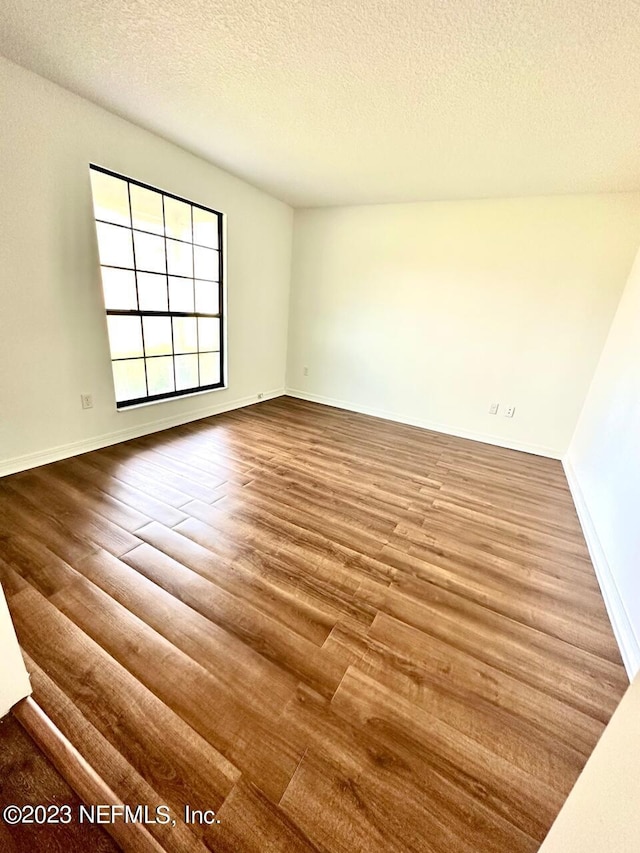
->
[0,585,31,717]
[287,197,640,457]
[0,57,293,476]
[565,246,640,678]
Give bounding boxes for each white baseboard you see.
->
[563,458,639,680]
[286,388,561,459]
[0,389,285,478]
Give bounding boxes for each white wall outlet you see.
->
[504,405,515,418]
[489,402,499,415]
[303,366,309,376]
[81,393,93,410]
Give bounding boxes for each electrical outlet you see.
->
[81,394,93,410]
[257,392,264,399]
[303,366,309,376]
[489,403,499,415]
[504,405,515,418]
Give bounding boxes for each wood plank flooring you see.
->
[0,396,628,852]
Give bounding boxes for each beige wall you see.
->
[287,196,640,457]
[0,585,31,717]
[0,57,293,475]
[565,245,640,678]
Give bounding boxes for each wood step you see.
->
[13,696,161,853]
[13,661,211,853]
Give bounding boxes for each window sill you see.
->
[116,384,228,411]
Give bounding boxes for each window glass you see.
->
[90,166,224,407]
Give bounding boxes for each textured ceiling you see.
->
[2,0,640,207]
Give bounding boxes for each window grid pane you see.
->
[191,206,200,387]
[91,165,224,407]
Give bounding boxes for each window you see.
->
[89,165,224,408]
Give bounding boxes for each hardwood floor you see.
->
[0,396,628,852]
